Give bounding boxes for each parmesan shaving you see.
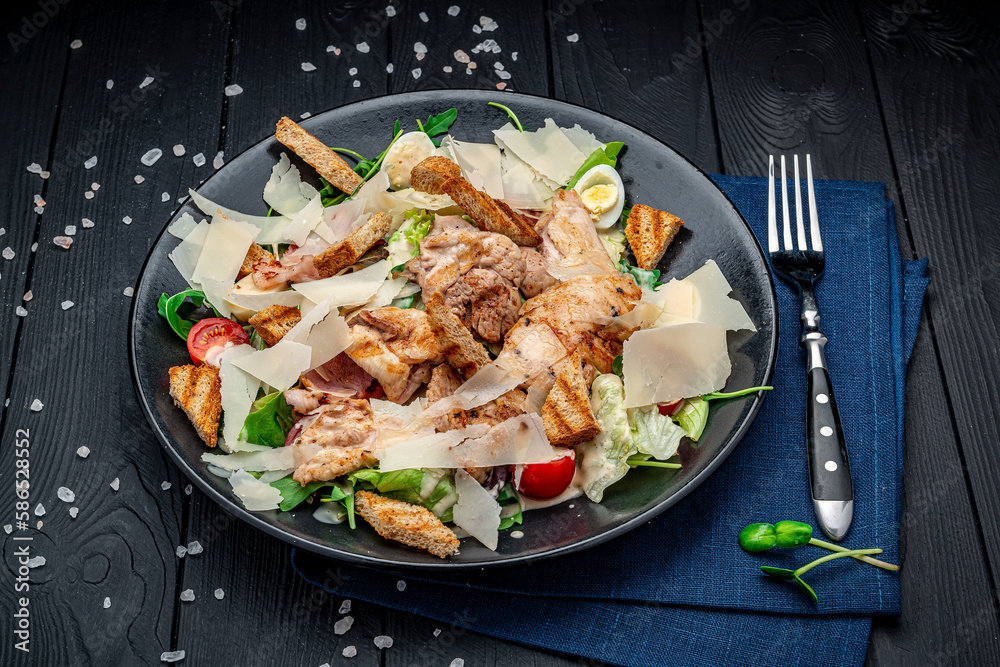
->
[453,469,501,550]
[282,194,324,246]
[188,189,291,245]
[192,213,259,287]
[231,339,312,390]
[282,300,352,370]
[169,220,209,288]
[263,153,318,217]
[202,446,297,471]
[685,260,757,331]
[218,345,260,452]
[493,118,587,186]
[228,469,282,511]
[167,212,200,240]
[560,124,606,157]
[445,136,504,199]
[291,260,390,306]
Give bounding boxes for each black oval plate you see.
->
[129,90,777,571]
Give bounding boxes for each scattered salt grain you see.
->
[84,156,97,169]
[433,628,442,637]
[214,588,225,600]
[77,446,90,458]
[295,18,306,30]
[472,25,482,34]
[225,84,243,97]
[124,287,134,297]
[443,65,453,73]
[187,541,203,555]
[84,191,94,199]
[58,487,75,502]
[480,16,498,31]
[385,5,396,17]
[141,148,163,166]
[497,70,511,80]
[454,49,470,63]
[104,597,111,609]
[213,151,224,169]
[419,11,429,22]
[3,525,11,534]
[82,218,94,228]
[134,175,145,184]
[16,307,27,317]
[510,530,524,538]
[160,650,185,663]
[396,580,406,591]
[495,62,504,70]
[567,33,580,42]
[30,399,43,411]
[61,300,74,310]
[193,153,206,167]
[412,68,422,79]
[27,555,45,566]
[334,615,354,635]
[122,216,132,225]
[33,206,44,215]
[184,484,193,495]
[348,67,358,76]
[172,144,185,157]
[65,225,77,236]
[176,546,187,558]
[414,41,427,54]
[70,39,82,49]
[386,63,394,74]
[140,76,154,88]
[339,599,351,614]
[352,80,360,88]
[22,290,30,301]
[180,589,195,602]
[466,67,473,75]
[110,477,120,491]
[161,481,172,491]
[301,62,316,72]
[447,5,461,17]
[106,79,113,89]
[27,163,42,174]
[35,520,42,529]
[373,636,393,649]
[161,192,170,202]
[69,507,78,518]
[342,646,357,658]
[450,660,465,667]
[512,51,518,61]
[496,82,508,90]
[54,236,74,249]
[356,42,370,53]
[34,503,45,516]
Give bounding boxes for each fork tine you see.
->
[806,154,823,252]
[794,155,807,250]
[780,155,792,251]
[767,155,778,253]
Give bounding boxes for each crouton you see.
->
[411,157,541,246]
[313,212,391,278]
[275,117,363,195]
[168,364,222,447]
[542,352,601,446]
[238,243,275,281]
[249,304,301,346]
[354,490,460,559]
[424,292,490,378]
[625,204,685,270]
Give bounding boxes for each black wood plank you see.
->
[699,1,1000,664]
[0,0,230,664]
[548,0,720,172]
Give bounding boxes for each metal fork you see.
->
[768,154,854,541]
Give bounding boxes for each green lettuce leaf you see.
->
[497,483,523,530]
[270,476,347,512]
[156,289,222,340]
[628,406,686,460]
[618,258,662,290]
[348,467,458,516]
[239,391,295,448]
[387,208,435,269]
[673,398,710,442]
[566,142,625,188]
[579,374,637,502]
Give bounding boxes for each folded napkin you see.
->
[293,175,929,667]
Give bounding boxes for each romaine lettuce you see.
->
[628,406,686,460]
[387,208,434,272]
[580,374,637,502]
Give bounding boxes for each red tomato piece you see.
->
[186,318,250,365]
[516,449,576,500]
[658,400,683,416]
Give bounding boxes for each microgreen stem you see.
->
[809,538,900,571]
[488,102,524,131]
[626,457,681,469]
[415,118,425,133]
[329,147,368,161]
[794,548,883,577]
[704,386,773,400]
[265,206,274,217]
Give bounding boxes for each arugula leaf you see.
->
[566,142,625,188]
[487,102,524,131]
[418,108,458,138]
[672,398,710,442]
[612,354,624,378]
[497,483,523,531]
[156,289,222,340]
[348,468,458,516]
[270,477,345,512]
[390,292,423,310]
[239,391,295,448]
[618,258,662,290]
[620,205,632,228]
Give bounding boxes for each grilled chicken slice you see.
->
[346,308,443,403]
[426,363,526,433]
[536,189,618,280]
[251,236,327,289]
[292,399,379,484]
[520,248,557,297]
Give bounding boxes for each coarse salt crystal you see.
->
[301,62,316,72]
[225,84,243,97]
[300,112,311,119]
[3,524,11,534]
[70,507,79,518]
[472,25,482,34]
[448,5,461,17]
[193,153,206,167]
[416,52,425,61]
[414,41,427,54]
[214,588,225,599]
[134,175,145,184]
[160,650,185,663]
[373,636,393,649]
[110,477,120,491]
[77,446,90,458]
[140,76,154,88]
[386,63,394,73]
[82,218,94,228]
[450,660,465,667]
[122,216,132,225]
[385,5,396,17]
[396,580,406,591]
[334,616,354,635]
[352,80,360,88]
[27,163,41,173]
[567,33,580,42]
[84,156,97,169]
[480,16,498,31]
[342,646,357,658]
[468,61,477,69]
[348,67,358,76]
[161,481,172,490]
[497,70,511,80]
[61,300,74,310]
[326,45,336,53]
[70,39,82,49]
[65,225,77,235]
[339,599,351,614]
[356,42,370,53]
[40,171,49,178]
[187,541,203,555]
[58,487,75,502]
[496,82,507,90]
[106,79,113,89]
[433,628,442,637]
[34,503,45,516]
[180,589,195,602]
[510,529,524,538]
[30,399,43,411]
[23,291,32,301]
[35,520,42,529]
[184,484,192,495]
[295,18,306,30]
[466,67,473,75]
[412,68,422,79]
[141,148,162,166]
[443,66,453,73]
[173,144,185,157]
[16,306,27,317]
[213,151,224,169]
[495,61,504,70]
[419,11,429,22]
[161,192,170,202]
[104,597,111,609]
[54,236,73,249]
[512,51,518,61]
[33,206,44,215]
[84,191,94,199]
[454,49,470,63]
[176,546,187,558]
[123,287,134,297]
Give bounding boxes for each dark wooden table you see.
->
[2,1,998,664]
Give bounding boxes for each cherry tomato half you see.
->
[658,400,683,417]
[516,449,576,500]
[186,318,250,365]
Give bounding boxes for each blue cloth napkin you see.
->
[293,175,929,667]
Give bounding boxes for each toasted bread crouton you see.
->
[625,204,685,270]
[168,365,222,447]
[411,157,541,246]
[424,292,490,378]
[238,243,275,281]
[313,212,391,278]
[249,304,301,346]
[275,117,363,195]
[354,490,460,559]
[542,353,601,446]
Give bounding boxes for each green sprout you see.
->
[738,521,900,571]
[759,548,886,603]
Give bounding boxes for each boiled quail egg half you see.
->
[572,164,625,230]
[382,131,437,189]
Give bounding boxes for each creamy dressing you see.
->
[313,503,347,525]
[517,482,584,511]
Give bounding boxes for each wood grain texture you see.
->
[0,0,230,663]
[549,0,721,172]
[860,0,1000,606]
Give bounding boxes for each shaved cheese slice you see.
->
[370,397,425,427]
[202,446,297,471]
[226,274,304,320]
[445,136,504,199]
[685,260,757,331]
[453,468,501,550]
[291,260,389,306]
[188,189,291,245]
[389,188,457,212]
[263,153,318,217]
[322,197,368,240]
[192,213,259,286]
[169,220,210,287]
[232,339,312,390]
[561,124,605,157]
[282,300,352,370]
[200,277,236,320]
[229,469,282,511]
[218,344,260,452]
[349,276,408,315]
[499,151,547,209]
[282,194,324,246]
[622,323,731,407]
[416,361,529,428]
[494,118,587,186]
[497,324,570,378]
[168,212,201,240]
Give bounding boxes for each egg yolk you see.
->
[580,184,619,215]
